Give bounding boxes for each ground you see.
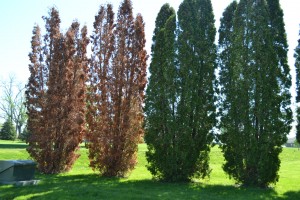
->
[0,140,300,199]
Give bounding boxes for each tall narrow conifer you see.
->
[144,4,178,181]
[217,1,237,120]
[87,0,147,177]
[295,27,300,143]
[176,0,217,181]
[87,4,116,175]
[26,8,88,174]
[266,0,292,135]
[219,0,292,187]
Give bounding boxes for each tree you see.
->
[26,8,88,174]
[144,4,179,181]
[87,0,147,177]
[0,119,17,140]
[0,75,27,137]
[267,0,291,90]
[19,125,30,141]
[296,25,300,144]
[217,0,238,180]
[266,0,292,141]
[294,139,300,148]
[218,0,292,187]
[175,0,217,181]
[87,4,116,175]
[217,0,237,123]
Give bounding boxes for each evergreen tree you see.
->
[87,4,116,176]
[26,8,88,174]
[26,24,48,163]
[295,26,300,143]
[217,0,237,119]
[87,0,147,177]
[219,0,292,187]
[19,125,30,141]
[144,4,178,181]
[266,0,292,138]
[0,119,17,140]
[176,0,217,181]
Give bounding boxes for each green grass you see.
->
[0,140,299,200]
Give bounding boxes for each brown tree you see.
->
[26,24,48,166]
[26,8,88,174]
[87,0,147,177]
[87,4,116,175]
[131,13,147,143]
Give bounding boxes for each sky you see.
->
[0,0,299,83]
[0,0,300,135]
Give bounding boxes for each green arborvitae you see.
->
[219,0,292,187]
[295,27,300,143]
[144,4,178,181]
[176,0,217,181]
[267,0,291,81]
[266,0,292,137]
[218,0,238,131]
[0,119,17,140]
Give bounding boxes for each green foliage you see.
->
[145,3,179,181]
[217,1,237,109]
[176,0,217,180]
[18,126,30,141]
[295,25,300,144]
[146,0,218,182]
[0,119,16,140]
[218,0,292,188]
[146,0,217,182]
[294,140,300,148]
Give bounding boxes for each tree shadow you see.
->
[281,191,300,200]
[0,143,28,149]
[1,174,290,200]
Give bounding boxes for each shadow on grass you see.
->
[0,143,28,149]
[2,174,298,200]
[280,191,300,200]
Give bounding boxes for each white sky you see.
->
[0,0,299,136]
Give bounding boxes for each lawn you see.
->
[0,140,299,200]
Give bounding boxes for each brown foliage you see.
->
[87,0,147,177]
[26,8,88,174]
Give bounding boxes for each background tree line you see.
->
[0,75,27,140]
[20,0,300,189]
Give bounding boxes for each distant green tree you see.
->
[0,119,17,140]
[176,0,217,181]
[19,125,30,141]
[145,3,178,181]
[295,25,300,144]
[219,0,292,187]
[294,140,300,148]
